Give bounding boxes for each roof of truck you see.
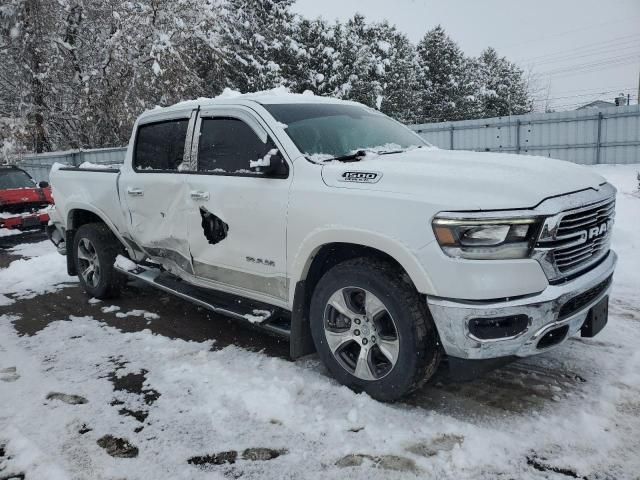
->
[139,88,360,120]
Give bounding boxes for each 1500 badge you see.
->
[339,171,382,184]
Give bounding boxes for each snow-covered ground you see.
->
[0,164,639,479]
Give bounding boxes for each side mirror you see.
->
[249,149,285,176]
[39,181,50,188]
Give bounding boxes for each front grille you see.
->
[558,275,612,320]
[553,200,615,273]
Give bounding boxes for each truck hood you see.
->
[320,148,607,211]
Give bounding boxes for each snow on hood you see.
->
[321,148,607,211]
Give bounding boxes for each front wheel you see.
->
[73,223,124,299]
[309,258,441,402]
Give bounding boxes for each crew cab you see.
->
[0,165,53,231]
[47,93,617,401]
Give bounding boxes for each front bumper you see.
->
[427,250,617,360]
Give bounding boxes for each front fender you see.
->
[289,227,437,302]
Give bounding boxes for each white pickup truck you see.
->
[48,93,617,401]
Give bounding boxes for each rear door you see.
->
[121,110,197,274]
[182,106,292,303]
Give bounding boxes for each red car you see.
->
[0,165,54,230]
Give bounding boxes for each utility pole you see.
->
[637,69,640,105]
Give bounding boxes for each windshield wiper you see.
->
[323,145,421,163]
[376,150,405,156]
[324,149,368,163]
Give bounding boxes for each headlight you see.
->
[432,216,540,260]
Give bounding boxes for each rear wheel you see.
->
[73,223,124,299]
[310,257,441,402]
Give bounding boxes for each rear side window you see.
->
[134,120,188,171]
[198,118,276,174]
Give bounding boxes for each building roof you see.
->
[576,100,616,110]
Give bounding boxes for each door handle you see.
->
[190,190,210,200]
[127,187,144,197]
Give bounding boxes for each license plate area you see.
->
[581,296,608,338]
[22,216,41,228]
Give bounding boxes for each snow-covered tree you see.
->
[415,25,469,123]
[374,25,421,124]
[296,15,420,122]
[216,0,298,92]
[290,17,341,95]
[475,47,532,118]
[1,2,533,156]
[1,0,58,152]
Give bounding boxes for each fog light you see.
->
[468,315,529,340]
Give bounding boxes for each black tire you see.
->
[310,257,441,402]
[73,223,125,299]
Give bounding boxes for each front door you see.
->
[182,107,291,303]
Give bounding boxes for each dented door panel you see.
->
[182,174,290,300]
[120,109,197,275]
[182,106,292,301]
[123,174,194,274]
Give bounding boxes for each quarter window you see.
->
[198,118,276,174]
[134,120,189,171]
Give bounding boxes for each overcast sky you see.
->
[292,0,640,111]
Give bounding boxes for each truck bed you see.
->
[49,165,127,235]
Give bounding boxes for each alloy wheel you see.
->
[77,238,101,288]
[323,287,400,381]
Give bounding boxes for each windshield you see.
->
[0,169,35,189]
[263,103,429,161]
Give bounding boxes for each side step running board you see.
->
[115,263,291,338]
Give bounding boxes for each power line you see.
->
[523,42,640,68]
[507,15,640,49]
[515,32,640,63]
[535,54,639,76]
[549,93,638,110]
[542,84,638,96]
[532,87,637,102]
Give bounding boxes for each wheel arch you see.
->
[65,204,132,275]
[289,231,436,359]
[290,230,436,299]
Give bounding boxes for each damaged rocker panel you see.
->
[193,261,289,300]
[142,246,194,274]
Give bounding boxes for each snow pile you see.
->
[9,240,55,258]
[249,148,279,169]
[78,162,121,170]
[242,309,272,324]
[114,254,138,272]
[593,165,640,300]
[0,228,21,237]
[115,309,160,320]
[167,86,315,112]
[0,243,76,300]
[0,205,52,220]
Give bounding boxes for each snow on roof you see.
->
[141,87,358,119]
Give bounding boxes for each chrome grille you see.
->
[553,200,615,273]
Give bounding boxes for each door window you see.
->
[198,118,277,174]
[134,120,189,171]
